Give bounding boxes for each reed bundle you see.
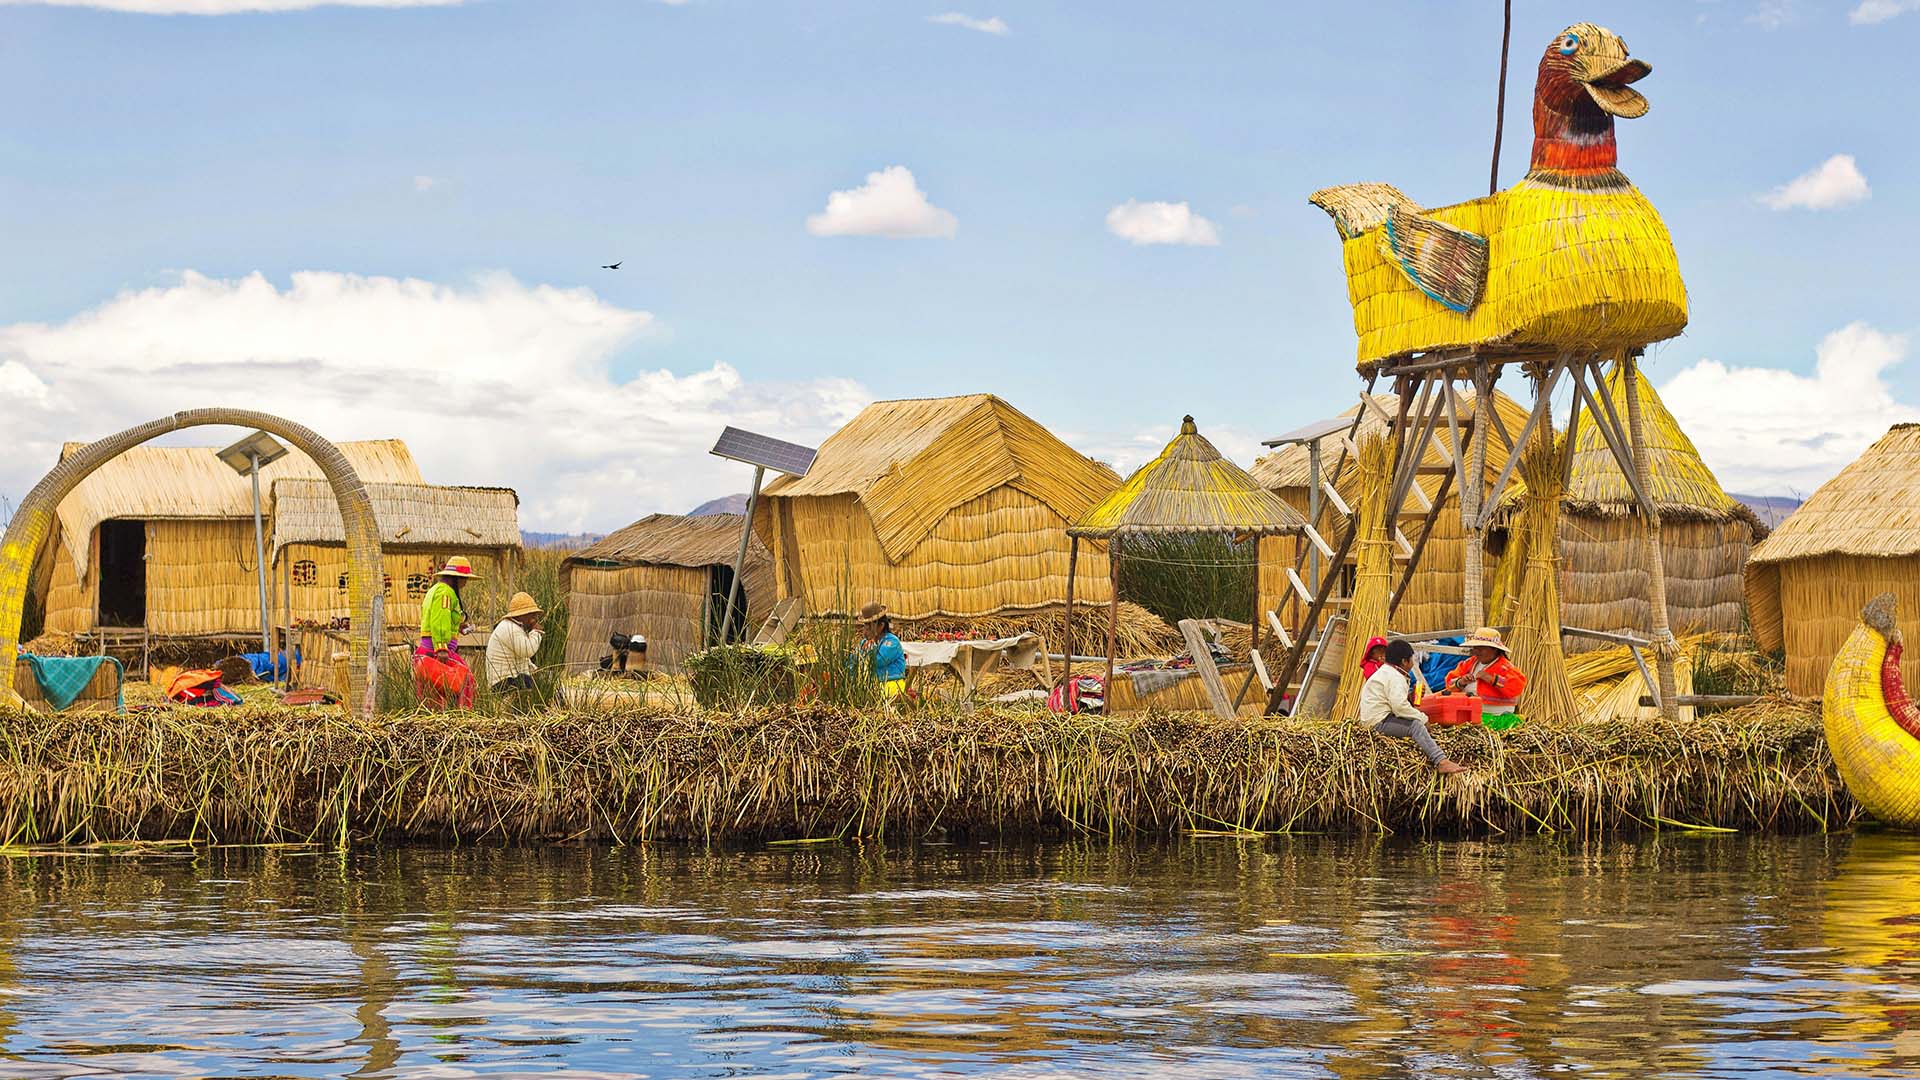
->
[1332,436,1392,720]
[1506,418,1577,724]
[0,699,1843,845]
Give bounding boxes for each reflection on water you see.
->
[0,834,1915,1078]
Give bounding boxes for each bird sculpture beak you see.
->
[1577,50,1652,119]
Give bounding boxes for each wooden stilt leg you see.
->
[1461,364,1494,629]
[1621,353,1680,720]
[1105,538,1121,701]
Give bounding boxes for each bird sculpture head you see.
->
[1530,23,1651,182]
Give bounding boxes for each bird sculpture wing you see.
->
[1310,182,1490,315]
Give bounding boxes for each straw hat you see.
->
[505,592,542,619]
[855,602,889,625]
[1461,627,1509,654]
[435,556,479,579]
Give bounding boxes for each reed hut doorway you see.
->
[96,520,147,628]
[706,564,748,645]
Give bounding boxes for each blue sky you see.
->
[0,0,1914,530]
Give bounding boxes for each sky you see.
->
[0,0,1914,532]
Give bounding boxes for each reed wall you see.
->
[768,486,1112,620]
[278,544,511,634]
[42,529,92,635]
[1775,555,1919,697]
[564,563,710,674]
[1557,515,1751,651]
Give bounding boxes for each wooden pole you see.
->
[1620,353,1680,720]
[1061,536,1078,690]
[1104,536,1121,700]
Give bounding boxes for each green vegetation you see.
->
[1116,533,1259,627]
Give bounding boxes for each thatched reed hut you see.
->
[1251,390,1531,633]
[1746,423,1920,697]
[40,439,421,641]
[1544,366,1762,648]
[269,478,522,634]
[752,394,1120,620]
[563,513,774,674]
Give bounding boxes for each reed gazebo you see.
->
[1066,415,1306,713]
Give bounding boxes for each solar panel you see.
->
[1261,415,1355,448]
[710,427,817,477]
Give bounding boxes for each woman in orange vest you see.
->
[1444,627,1527,711]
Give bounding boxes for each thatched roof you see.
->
[269,478,520,560]
[1070,416,1305,539]
[567,512,765,570]
[1749,423,1920,565]
[1252,389,1531,493]
[760,394,1120,562]
[54,439,422,578]
[1560,365,1742,521]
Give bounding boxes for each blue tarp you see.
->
[242,649,298,680]
[1417,638,1461,693]
[19,654,124,712]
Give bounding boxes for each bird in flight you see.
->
[602,261,622,270]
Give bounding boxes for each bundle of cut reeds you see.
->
[1507,417,1577,724]
[1332,435,1392,721]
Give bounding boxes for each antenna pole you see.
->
[1490,0,1513,195]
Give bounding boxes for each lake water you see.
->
[0,835,1916,1078]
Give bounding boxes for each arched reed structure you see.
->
[1,410,386,718]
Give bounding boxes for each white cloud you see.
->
[0,270,870,532]
[1851,0,1920,23]
[1759,154,1870,211]
[1747,0,1799,29]
[805,165,958,240]
[1104,200,1221,247]
[412,175,437,193]
[1,0,465,11]
[1658,323,1918,495]
[926,12,1008,35]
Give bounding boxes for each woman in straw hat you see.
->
[1444,627,1528,726]
[486,591,545,693]
[854,601,907,698]
[414,556,479,709]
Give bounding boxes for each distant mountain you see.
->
[1731,494,1802,530]
[689,493,750,517]
[523,530,604,550]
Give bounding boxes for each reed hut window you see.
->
[96,520,147,629]
[292,560,318,587]
[338,573,395,597]
[337,573,350,594]
[405,573,430,598]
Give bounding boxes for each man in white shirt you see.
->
[1358,639,1465,775]
[486,591,545,693]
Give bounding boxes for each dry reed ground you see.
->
[0,697,1843,846]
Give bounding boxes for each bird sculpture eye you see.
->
[1558,34,1580,56]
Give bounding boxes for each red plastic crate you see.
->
[1419,694,1482,727]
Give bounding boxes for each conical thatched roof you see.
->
[1749,423,1920,565]
[1069,416,1305,540]
[1562,365,1739,521]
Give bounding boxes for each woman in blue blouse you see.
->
[855,602,907,697]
